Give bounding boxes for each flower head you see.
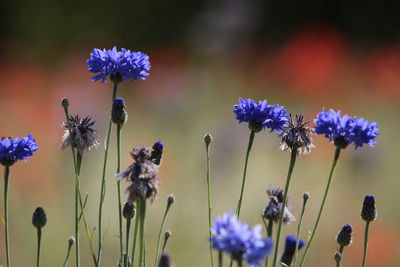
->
[361,195,377,222]
[0,134,38,167]
[61,115,100,155]
[280,235,305,266]
[280,114,315,155]
[263,188,295,225]
[336,224,352,247]
[87,46,150,83]
[118,143,162,202]
[233,98,289,132]
[314,108,379,149]
[210,211,273,266]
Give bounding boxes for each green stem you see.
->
[4,166,10,267]
[117,125,124,264]
[271,149,297,267]
[362,222,370,267]
[299,147,341,267]
[236,131,255,218]
[63,239,74,267]
[237,258,243,267]
[205,139,215,267]
[154,202,172,267]
[293,196,308,267]
[125,219,131,267]
[139,199,147,267]
[263,218,273,267]
[97,83,118,267]
[218,251,222,267]
[36,228,42,267]
[336,246,343,267]
[131,199,141,266]
[161,232,170,255]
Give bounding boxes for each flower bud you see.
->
[150,141,164,165]
[122,202,136,220]
[336,224,352,247]
[111,98,127,126]
[167,194,175,205]
[158,252,173,267]
[334,252,342,263]
[68,236,75,247]
[61,98,70,109]
[32,207,47,229]
[303,192,310,202]
[165,230,172,239]
[204,133,212,146]
[361,195,377,222]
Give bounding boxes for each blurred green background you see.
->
[1,1,400,266]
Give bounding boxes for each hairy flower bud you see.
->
[361,195,377,222]
[204,133,212,146]
[111,98,127,126]
[122,202,136,220]
[336,224,352,247]
[32,207,47,229]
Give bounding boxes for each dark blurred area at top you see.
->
[2,0,400,63]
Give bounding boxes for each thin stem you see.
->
[218,251,222,267]
[271,149,297,267]
[4,166,10,267]
[117,125,124,264]
[362,222,370,267]
[299,147,341,267]
[263,218,273,267]
[154,202,172,267]
[36,228,42,267]
[205,139,215,267]
[125,219,131,267]
[63,239,74,267]
[97,83,118,267]
[62,103,81,267]
[336,246,343,267]
[293,196,308,267]
[236,131,255,218]
[237,258,243,267]
[139,199,147,267]
[131,198,141,266]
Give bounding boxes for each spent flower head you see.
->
[0,134,38,167]
[280,114,315,155]
[280,235,305,266]
[61,115,100,155]
[314,108,379,149]
[233,98,289,132]
[210,211,273,266]
[263,188,295,225]
[118,142,163,202]
[87,46,150,83]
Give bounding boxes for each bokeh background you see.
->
[1,1,400,266]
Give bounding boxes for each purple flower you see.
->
[0,134,38,166]
[280,235,305,266]
[314,108,379,149]
[210,211,273,266]
[233,98,289,132]
[87,46,150,83]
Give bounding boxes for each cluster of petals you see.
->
[314,108,379,148]
[210,211,273,266]
[87,46,150,83]
[233,98,289,132]
[0,134,38,166]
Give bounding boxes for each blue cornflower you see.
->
[0,134,38,166]
[233,98,289,132]
[314,108,379,149]
[87,46,150,83]
[280,235,305,266]
[210,211,273,266]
